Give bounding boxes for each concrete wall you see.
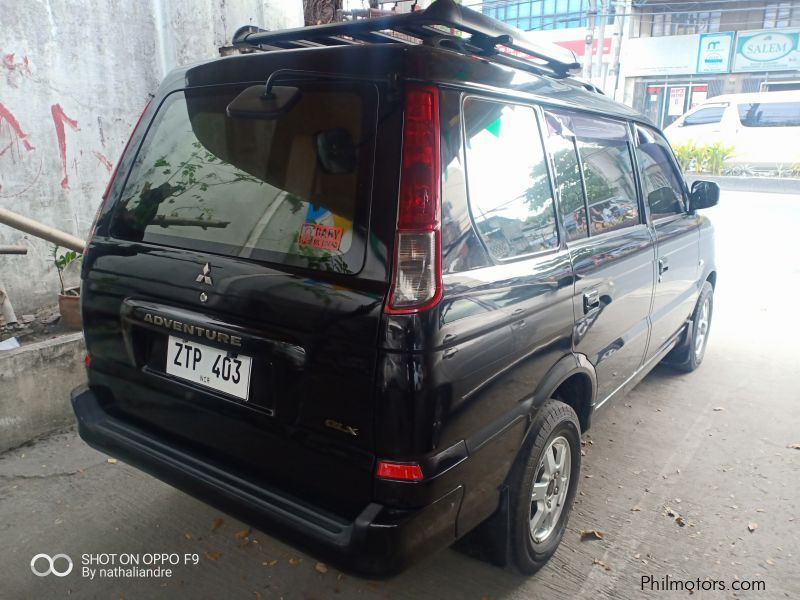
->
[0,332,85,452]
[0,0,302,313]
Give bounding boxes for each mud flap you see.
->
[452,486,512,567]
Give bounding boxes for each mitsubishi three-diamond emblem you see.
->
[195,263,213,286]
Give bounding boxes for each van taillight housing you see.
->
[385,85,442,314]
[85,99,151,256]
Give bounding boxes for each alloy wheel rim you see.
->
[530,435,571,544]
[694,297,710,359]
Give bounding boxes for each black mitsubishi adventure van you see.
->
[71,0,719,577]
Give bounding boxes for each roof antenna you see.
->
[411,0,419,10]
[392,2,398,11]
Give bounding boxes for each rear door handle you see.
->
[583,289,600,313]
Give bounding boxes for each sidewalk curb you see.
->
[685,175,800,195]
[0,332,85,453]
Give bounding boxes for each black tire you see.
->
[668,281,713,373]
[508,399,581,575]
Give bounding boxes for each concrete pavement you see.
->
[1,189,799,599]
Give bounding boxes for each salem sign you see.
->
[733,29,799,72]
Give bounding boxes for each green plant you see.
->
[703,143,735,175]
[692,144,709,173]
[53,246,81,295]
[672,143,694,172]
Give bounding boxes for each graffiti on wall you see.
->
[1,52,118,197]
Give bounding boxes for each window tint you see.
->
[463,99,558,260]
[683,106,725,126]
[111,82,375,274]
[737,102,800,127]
[544,111,587,241]
[549,112,639,235]
[635,126,686,219]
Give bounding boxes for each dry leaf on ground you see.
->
[205,551,222,561]
[211,517,224,531]
[288,558,301,566]
[675,516,686,527]
[592,558,612,571]
[315,562,328,574]
[748,522,758,533]
[580,530,605,541]
[235,528,251,540]
[787,443,800,450]
[106,458,118,464]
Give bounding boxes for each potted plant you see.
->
[53,246,82,328]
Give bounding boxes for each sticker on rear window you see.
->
[298,223,344,251]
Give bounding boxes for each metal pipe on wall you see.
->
[0,208,85,253]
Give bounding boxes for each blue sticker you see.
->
[305,203,327,222]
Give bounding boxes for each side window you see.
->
[543,112,587,242]
[635,126,687,219]
[463,98,558,260]
[570,116,640,235]
[737,102,800,127]
[683,106,726,126]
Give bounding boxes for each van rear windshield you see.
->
[737,101,800,127]
[111,82,377,273]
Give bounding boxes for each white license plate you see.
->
[166,336,252,400]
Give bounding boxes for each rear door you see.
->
[84,77,397,518]
[633,125,700,359]
[544,110,655,404]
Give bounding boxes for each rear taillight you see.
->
[376,460,424,481]
[85,99,151,256]
[385,85,442,314]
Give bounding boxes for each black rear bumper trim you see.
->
[70,385,462,576]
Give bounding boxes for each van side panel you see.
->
[374,89,576,533]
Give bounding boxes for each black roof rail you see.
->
[232,0,581,79]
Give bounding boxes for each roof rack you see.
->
[232,0,581,79]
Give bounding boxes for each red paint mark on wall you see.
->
[3,53,15,70]
[92,151,113,171]
[0,101,35,156]
[50,103,80,189]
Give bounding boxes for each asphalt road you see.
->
[2,189,799,599]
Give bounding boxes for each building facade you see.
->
[476,0,800,128]
[622,1,800,128]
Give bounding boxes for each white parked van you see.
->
[664,90,800,168]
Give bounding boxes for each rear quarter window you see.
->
[110,82,377,274]
[737,101,800,127]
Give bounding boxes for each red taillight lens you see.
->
[84,353,91,368]
[85,99,151,257]
[376,460,424,481]
[385,85,442,314]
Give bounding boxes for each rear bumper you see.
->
[71,385,462,577]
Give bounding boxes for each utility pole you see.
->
[582,0,597,80]
[594,0,606,89]
[610,0,630,101]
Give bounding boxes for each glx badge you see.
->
[325,419,359,437]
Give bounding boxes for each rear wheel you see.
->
[669,281,713,373]
[508,400,581,575]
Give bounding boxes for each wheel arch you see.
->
[529,353,596,434]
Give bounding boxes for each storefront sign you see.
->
[696,32,733,73]
[667,87,686,116]
[733,29,800,72]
